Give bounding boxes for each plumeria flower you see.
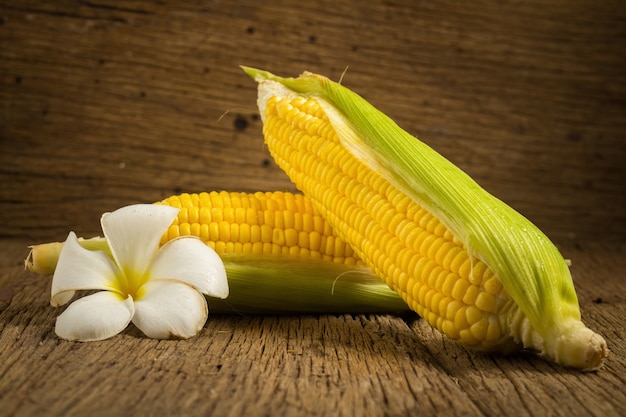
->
[50,204,229,341]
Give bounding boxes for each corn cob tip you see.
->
[553,324,608,371]
[26,237,108,276]
[26,242,64,275]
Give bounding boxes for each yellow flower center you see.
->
[114,269,150,301]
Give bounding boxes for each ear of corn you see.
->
[156,191,408,313]
[244,66,607,369]
[26,191,409,314]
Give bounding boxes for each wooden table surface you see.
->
[1,1,625,416]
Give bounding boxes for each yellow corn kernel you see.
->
[261,94,511,350]
[157,191,361,266]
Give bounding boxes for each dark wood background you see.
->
[1,1,625,416]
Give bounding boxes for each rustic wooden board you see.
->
[1,0,624,243]
[1,241,625,417]
[1,1,625,416]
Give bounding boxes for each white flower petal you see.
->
[51,232,121,307]
[150,237,229,299]
[101,204,179,278]
[55,291,134,341]
[132,281,208,339]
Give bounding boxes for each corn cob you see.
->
[244,67,607,369]
[26,191,409,314]
[156,191,411,313]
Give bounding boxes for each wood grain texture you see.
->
[1,0,625,242]
[1,1,625,416]
[1,240,625,417]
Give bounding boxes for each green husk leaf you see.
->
[215,255,409,314]
[244,66,607,369]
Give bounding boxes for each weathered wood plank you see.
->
[1,241,625,417]
[1,0,625,242]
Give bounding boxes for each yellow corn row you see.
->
[158,191,360,266]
